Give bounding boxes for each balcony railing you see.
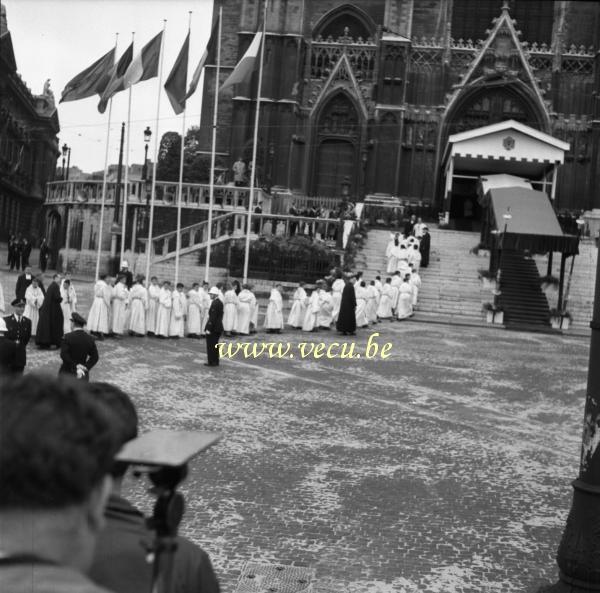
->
[45,179,271,212]
[310,36,377,80]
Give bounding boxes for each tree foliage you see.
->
[156,126,226,184]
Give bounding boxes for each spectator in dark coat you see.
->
[336,276,357,335]
[88,382,221,593]
[20,238,32,269]
[39,238,50,272]
[205,287,224,366]
[35,274,63,348]
[419,226,431,268]
[15,266,34,301]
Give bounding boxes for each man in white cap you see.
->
[0,317,18,376]
[119,261,133,289]
[204,287,224,367]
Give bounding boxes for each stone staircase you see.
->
[356,228,490,322]
[534,240,596,331]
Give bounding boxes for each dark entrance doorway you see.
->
[315,139,355,197]
[450,177,481,231]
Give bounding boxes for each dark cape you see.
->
[35,281,64,347]
[336,282,357,334]
[419,232,431,267]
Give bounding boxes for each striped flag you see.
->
[220,32,262,92]
[123,31,163,89]
[164,33,190,115]
[97,43,134,114]
[185,14,219,100]
[60,47,115,103]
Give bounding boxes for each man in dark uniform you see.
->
[204,287,224,367]
[419,226,431,268]
[59,312,99,381]
[3,298,32,374]
[0,318,17,376]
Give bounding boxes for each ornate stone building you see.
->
[200,0,600,223]
[0,3,60,242]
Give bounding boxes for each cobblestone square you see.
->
[24,313,589,592]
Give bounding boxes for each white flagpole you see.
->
[174,108,187,285]
[242,1,268,284]
[145,20,167,285]
[95,33,119,281]
[174,12,192,286]
[120,31,135,270]
[204,6,222,284]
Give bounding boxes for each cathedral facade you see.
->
[0,3,60,242]
[200,0,599,221]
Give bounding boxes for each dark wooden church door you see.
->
[313,92,360,198]
[315,139,355,197]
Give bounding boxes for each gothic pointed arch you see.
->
[312,4,376,42]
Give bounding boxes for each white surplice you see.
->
[354,284,369,327]
[396,282,413,319]
[147,284,161,334]
[24,284,44,335]
[317,290,333,328]
[87,279,111,334]
[331,278,345,322]
[111,282,129,335]
[287,287,307,328]
[155,287,173,337]
[235,289,255,335]
[366,284,379,323]
[169,290,187,337]
[60,283,77,335]
[264,288,284,330]
[410,272,422,306]
[222,289,239,332]
[186,288,202,335]
[376,283,393,319]
[302,289,320,331]
[128,283,148,334]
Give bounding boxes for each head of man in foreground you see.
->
[0,374,120,591]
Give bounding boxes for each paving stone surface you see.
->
[9,267,588,593]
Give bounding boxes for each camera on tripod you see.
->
[116,429,221,593]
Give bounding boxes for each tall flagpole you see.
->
[242,0,268,284]
[95,33,119,281]
[204,6,222,284]
[174,11,192,286]
[145,20,167,285]
[120,31,135,270]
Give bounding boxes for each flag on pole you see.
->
[98,43,134,113]
[164,32,190,115]
[123,31,163,89]
[220,32,262,92]
[185,14,219,100]
[60,47,115,103]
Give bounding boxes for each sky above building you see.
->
[5,0,214,174]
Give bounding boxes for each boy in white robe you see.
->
[155,282,173,338]
[111,275,129,336]
[128,275,148,336]
[390,271,402,314]
[386,233,402,274]
[264,284,284,333]
[330,276,345,322]
[222,284,238,336]
[354,281,369,328]
[317,285,334,329]
[186,283,202,338]
[199,281,211,335]
[302,283,321,331]
[169,283,187,338]
[60,278,77,335]
[374,275,383,306]
[409,265,422,307]
[147,276,161,336]
[24,278,44,336]
[408,243,422,271]
[87,275,111,338]
[366,281,379,324]
[397,275,414,319]
[235,284,255,335]
[376,278,394,319]
[287,283,307,328]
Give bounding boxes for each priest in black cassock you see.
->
[35,273,64,349]
[336,275,357,336]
